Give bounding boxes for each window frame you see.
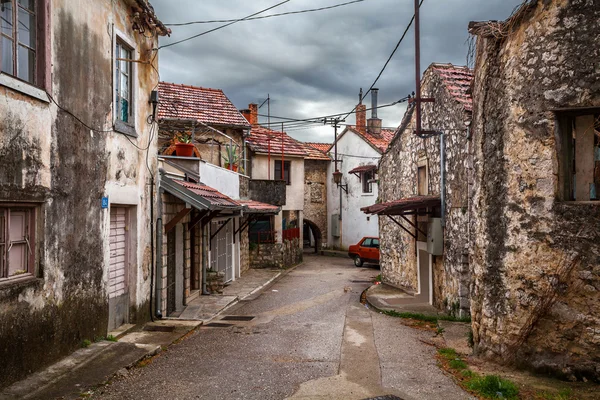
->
[362,170,374,193]
[0,0,49,93]
[417,159,428,196]
[0,203,37,282]
[113,30,137,137]
[274,160,291,185]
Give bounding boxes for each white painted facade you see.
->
[327,130,382,250]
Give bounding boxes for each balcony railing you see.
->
[282,228,300,241]
[249,230,277,244]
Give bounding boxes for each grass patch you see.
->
[106,335,118,342]
[449,359,468,370]
[538,388,573,400]
[374,274,382,282]
[439,347,458,358]
[465,374,519,399]
[81,339,92,348]
[382,310,471,323]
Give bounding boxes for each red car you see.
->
[348,237,380,267]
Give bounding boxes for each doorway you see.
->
[108,207,130,331]
[302,219,322,253]
[416,241,433,305]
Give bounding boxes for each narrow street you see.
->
[92,255,469,400]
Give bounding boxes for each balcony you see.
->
[248,179,286,206]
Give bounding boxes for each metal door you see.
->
[166,229,176,315]
[109,207,129,330]
[210,220,233,283]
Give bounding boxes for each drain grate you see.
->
[143,325,175,332]
[204,322,234,328]
[221,315,255,321]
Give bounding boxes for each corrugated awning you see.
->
[362,195,440,216]
[161,175,242,212]
[349,164,377,174]
[238,200,280,215]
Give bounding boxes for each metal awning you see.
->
[160,175,242,212]
[361,195,440,216]
[349,164,377,175]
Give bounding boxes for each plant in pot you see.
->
[222,144,239,172]
[174,132,195,157]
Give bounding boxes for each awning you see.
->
[238,200,281,215]
[160,175,241,212]
[349,164,377,174]
[361,195,440,216]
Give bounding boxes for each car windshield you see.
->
[362,238,372,247]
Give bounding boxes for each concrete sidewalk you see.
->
[0,268,283,400]
[365,282,443,316]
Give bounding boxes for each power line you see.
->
[165,0,366,26]
[341,0,424,121]
[158,0,291,49]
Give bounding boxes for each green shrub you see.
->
[465,374,519,399]
[438,348,457,359]
[449,359,468,370]
[81,339,92,348]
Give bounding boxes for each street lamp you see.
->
[333,170,348,194]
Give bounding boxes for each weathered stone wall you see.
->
[238,175,250,273]
[378,65,471,315]
[303,160,328,248]
[0,0,159,388]
[470,0,600,380]
[249,238,302,269]
[249,179,286,206]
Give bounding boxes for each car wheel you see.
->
[354,256,363,267]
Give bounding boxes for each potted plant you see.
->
[174,132,195,157]
[222,144,239,171]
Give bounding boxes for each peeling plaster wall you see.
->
[470,0,600,380]
[378,67,471,314]
[0,0,159,387]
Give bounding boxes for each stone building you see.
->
[328,89,396,250]
[364,64,473,315]
[468,0,600,380]
[0,0,168,388]
[301,142,331,252]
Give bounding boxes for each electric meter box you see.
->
[427,218,443,255]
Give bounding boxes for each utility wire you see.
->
[341,0,424,122]
[165,0,366,26]
[158,0,291,49]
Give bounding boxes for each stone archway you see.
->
[303,219,322,254]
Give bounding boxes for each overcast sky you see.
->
[152,0,523,143]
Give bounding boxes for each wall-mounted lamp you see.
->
[149,90,159,122]
[333,170,348,194]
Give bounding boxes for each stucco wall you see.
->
[303,160,328,248]
[0,0,159,387]
[378,67,471,315]
[327,132,381,249]
[251,154,305,211]
[470,0,600,380]
[200,161,240,199]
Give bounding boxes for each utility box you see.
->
[427,218,443,255]
[331,214,340,237]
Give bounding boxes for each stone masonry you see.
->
[303,159,328,249]
[469,0,600,381]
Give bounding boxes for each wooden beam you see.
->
[165,208,192,233]
[188,210,209,231]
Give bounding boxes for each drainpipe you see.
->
[440,132,446,228]
[149,176,155,322]
[202,222,210,295]
[155,173,164,319]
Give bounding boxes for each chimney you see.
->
[356,88,366,134]
[241,103,258,126]
[367,88,382,136]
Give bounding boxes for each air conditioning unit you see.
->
[427,218,443,255]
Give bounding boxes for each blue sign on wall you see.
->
[101,197,109,209]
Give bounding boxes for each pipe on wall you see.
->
[202,222,210,295]
[155,181,164,319]
[440,132,446,227]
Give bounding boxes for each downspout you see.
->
[202,220,210,295]
[149,176,155,321]
[440,132,446,227]
[155,173,164,319]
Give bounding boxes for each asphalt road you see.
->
[92,254,469,400]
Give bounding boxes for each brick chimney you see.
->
[367,88,382,136]
[241,103,258,126]
[356,88,366,134]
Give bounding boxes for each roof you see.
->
[341,126,397,154]
[468,1,537,39]
[246,126,308,157]
[349,164,377,174]
[129,0,170,36]
[157,82,251,128]
[173,180,241,209]
[430,64,474,112]
[362,195,441,216]
[305,142,332,154]
[238,200,281,215]
[301,142,331,161]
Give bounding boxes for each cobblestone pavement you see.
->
[91,255,470,400]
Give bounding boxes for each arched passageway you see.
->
[303,219,322,254]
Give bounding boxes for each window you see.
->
[361,238,372,247]
[417,165,428,196]
[0,206,35,280]
[1,0,38,84]
[557,112,600,201]
[362,170,374,193]
[371,238,379,248]
[274,160,291,185]
[115,40,133,124]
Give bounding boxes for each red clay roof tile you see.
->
[173,180,240,208]
[430,64,474,112]
[246,126,308,157]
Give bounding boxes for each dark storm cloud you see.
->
[151,0,524,142]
